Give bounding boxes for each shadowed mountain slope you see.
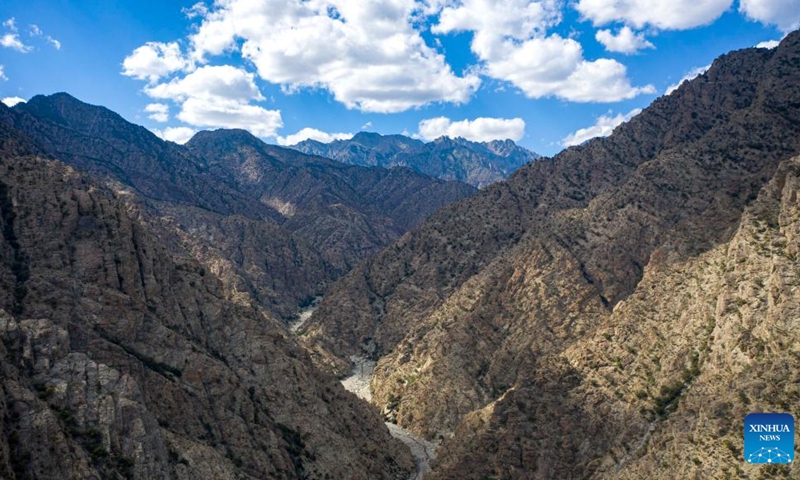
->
[2,95,474,320]
[304,30,800,478]
[0,117,414,479]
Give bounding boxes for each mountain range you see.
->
[303,30,800,479]
[1,28,800,480]
[0,93,476,479]
[0,94,475,321]
[290,132,540,188]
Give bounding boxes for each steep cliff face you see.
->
[431,153,800,479]
[290,132,539,188]
[3,96,474,320]
[0,121,413,479]
[304,31,800,477]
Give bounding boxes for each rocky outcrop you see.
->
[2,97,474,320]
[0,119,413,479]
[290,132,539,188]
[304,30,800,478]
[430,152,800,479]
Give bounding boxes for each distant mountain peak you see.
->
[289,132,539,188]
[186,128,263,148]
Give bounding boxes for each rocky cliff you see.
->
[290,132,539,188]
[2,96,474,320]
[304,31,800,478]
[0,118,413,479]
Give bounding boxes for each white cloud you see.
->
[595,26,654,54]
[1,33,32,52]
[3,18,17,31]
[144,65,282,138]
[184,0,480,113]
[2,96,26,107]
[177,97,283,137]
[433,0,654,102]
[152,126,197,144]
[29,24,61,50]
[361,121,373,130]
[0,65,6,81]
[664,64,710,95]
[575,0,733,30]
[122,42,188,83]
[182,2,209,18]
[416,116,526,142]
[740,0,800,32]
[145,65,264,103]
[276,127,353,145]
[755,39,780,49]
[144,103,169,122]
[561,108,641,147]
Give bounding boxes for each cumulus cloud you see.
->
[595,26,654,54]
[740,0,800,32]
[177,97,283,137]
[184,0,480,113]
[561,108,641,147]
[145,65,264,103]
[2,97,26,107]
[152,126,197,144]
[144,65,282,137]
[433,0,654,102]
[665,64,710,95]
[144,103,169,122]
[182,2,209,18]
[755,39,780,49]
[276,127,353,145]
[122,42,188,83]
[2,19,31,52]
[416,116,526,142]
[575,0,733,30]
[1,33,32,52]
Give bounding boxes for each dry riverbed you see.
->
[341,355,438,480]
[289,301,437,479]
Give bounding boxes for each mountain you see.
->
[303,31,800,478]
[1,94,475,320]
[0,117,413,478]
[290,132,540,188]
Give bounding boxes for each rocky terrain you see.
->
[304,31,800,478]
[1,96,474,321]
[0,117,414,479]
[290,132,539,188]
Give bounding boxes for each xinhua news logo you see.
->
[744,413,794,464]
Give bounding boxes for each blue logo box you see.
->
[744,413,794,464]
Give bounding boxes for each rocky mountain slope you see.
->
[1,95,474,320]
[290,132,539,188]
[304,31,800,478]
[0,120,413,478]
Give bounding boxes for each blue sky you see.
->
[0,1,795,156]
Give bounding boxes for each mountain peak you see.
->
[186,128,263,148]
[289,133,538,187]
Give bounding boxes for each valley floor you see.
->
[341,356,438,480]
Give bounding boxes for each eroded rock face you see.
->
[3,98,475,321]
[0,123,413,479]
[431,154,800,479]
[305,31,800,478]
